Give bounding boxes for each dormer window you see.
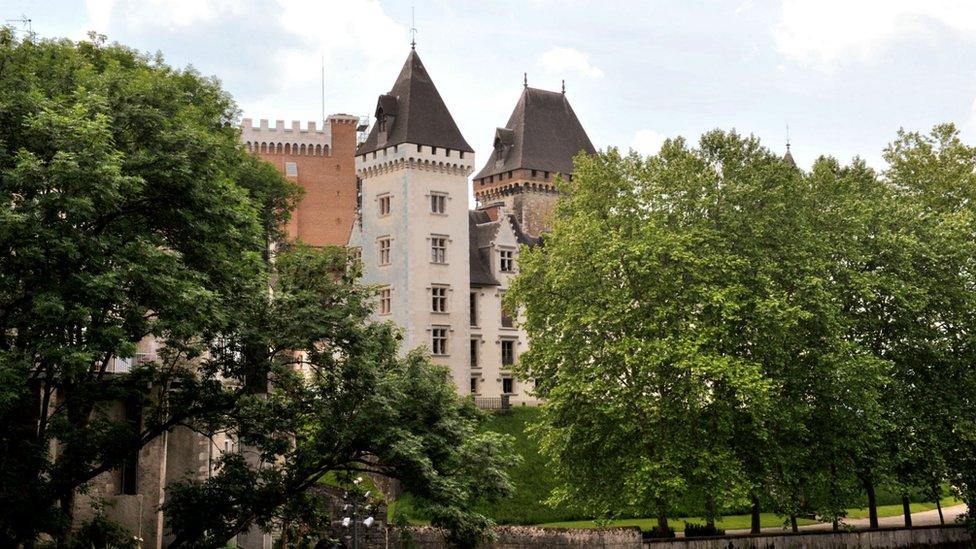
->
[377,115,387,132]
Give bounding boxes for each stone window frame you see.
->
[377,193,391,217]
[378,236,392,266]
[379,286,392,315]
[430,234,448,264]
[430,284,449,314]
[431,325,449,356]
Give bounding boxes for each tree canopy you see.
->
[0,30,514,548]
[508,126,976,533]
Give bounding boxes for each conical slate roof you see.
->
[358,50,473,155]
[783,144,796,168]
[473,87,595,180]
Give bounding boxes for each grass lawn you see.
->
[540,495,963,531]
[540,513,816,531]
[845,496,961,520]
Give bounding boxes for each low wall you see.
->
[392,525,643,548]
[645,525,971,549]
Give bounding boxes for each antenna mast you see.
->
[321,55,325,127]
[6,14,32,34]
[410,7,417,49]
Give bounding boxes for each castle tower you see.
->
[352,49,475,392]
[241,114,360,246]
[472,86,595,237]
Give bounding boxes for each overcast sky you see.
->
[6,0,976,180]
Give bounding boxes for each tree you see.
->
[881,124,976,529]
[0,30,515,547]
[0,29,297,545]
[508,133,835,532]
[163,245,517,548]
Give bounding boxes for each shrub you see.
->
[683,522,725,537]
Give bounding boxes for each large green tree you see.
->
[0,30,514,547]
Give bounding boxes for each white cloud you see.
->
[774,0,976,69]
[631,129,667,156]
[536,46,604,79]
[85,0,240,31]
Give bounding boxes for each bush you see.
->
[683,522,725,537]
[643,526,675,539]
[68,513,140,549]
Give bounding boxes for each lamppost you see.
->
[340,477,376,549]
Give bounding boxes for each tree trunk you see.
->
[863,474,879,529]
[790,514,798,533]
[932,482,945,526]
[705,494,716,530]
[750,493,761,534]
[902,494,912,527]
[832,518,839,531]
[656,507,670,534]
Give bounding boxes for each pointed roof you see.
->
[783,144,796,168]
[473,87,595,180]
[358,50,473,155]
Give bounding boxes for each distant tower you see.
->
[353,49,475,392]
[472,86,595,237]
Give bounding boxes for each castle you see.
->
[345,47,595,404]
[73,46,594,549]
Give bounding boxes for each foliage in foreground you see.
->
[508,126,976,532]
[0,30,515,548]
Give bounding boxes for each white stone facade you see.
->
[350,144,476,393]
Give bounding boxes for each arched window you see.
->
[315,144,322,155]
[300,144,306,155]
[260,142,267,153]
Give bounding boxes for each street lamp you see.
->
[340,477,376,549]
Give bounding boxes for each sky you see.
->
[6,0,976,186]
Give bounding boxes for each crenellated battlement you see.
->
[241,115,356,157]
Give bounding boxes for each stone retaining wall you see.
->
[644,525,971,549]
[391,525,643,548]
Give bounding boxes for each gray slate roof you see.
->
[358,50,473,155]
[473,87,595,180]
[469,210,499,287]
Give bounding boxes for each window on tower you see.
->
[378,237,391,266]
[378,194,391,216]
[431,327,448,356]
[430,192,447,214]
[431,235,447,264]
[431,285,448,313]
[379,287,391,315]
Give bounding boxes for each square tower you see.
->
[351,49,475,393]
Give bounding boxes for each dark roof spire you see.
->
[473,86,595,180]
[561,79,565,94]
[357,49,473,155]
[523,72,528,89]
[783,124,796,167]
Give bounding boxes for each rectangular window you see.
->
[544,171,549,179]
[417,144,423,152]
[502,377,514,394]
[470,376,478,394]
[378,194,391,216]
[285,161,298,177]
[469,293,478,326]
[379,287,392,315]
[432,327,448,356]
[431,236,447,264]
[500,250,515,272]
[430,193,447,214]
[501,340,515,366]
[470,339,479,368]
[431,286,448,313]
[349,247,362,265]
[378,237,391,265]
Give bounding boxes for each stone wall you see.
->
[389,525,643,549]
[644,525,972,549]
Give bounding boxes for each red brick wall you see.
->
[251,118,359,247]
